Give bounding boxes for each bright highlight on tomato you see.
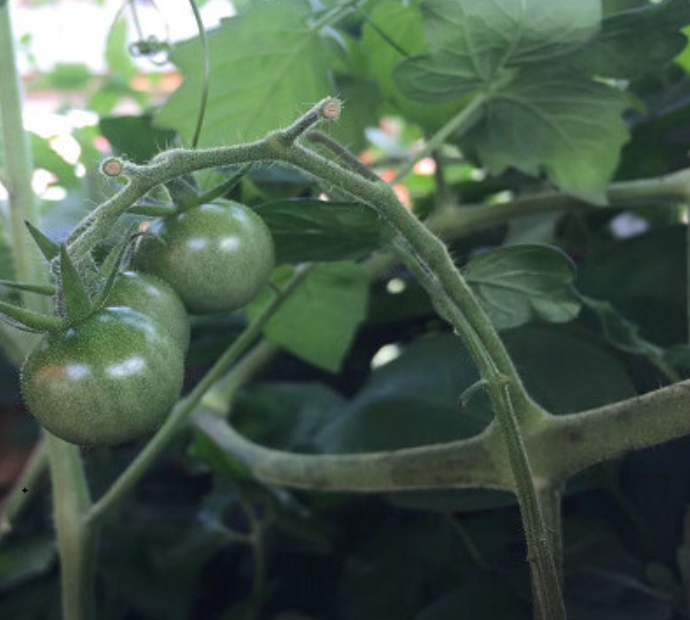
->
[133,201,275,314]
[21,307,185,446]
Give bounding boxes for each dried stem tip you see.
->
[320,98,342,120]
[101,158,124,177]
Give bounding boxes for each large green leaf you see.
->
[414,578,531,620]
[571,0,690,79]
[464,244,581,330]
[232,382,346,451]
[317,326,635,511]
[577,225,686,345]
[155,0,336,146]
[359,0,466,131]
[315,334,489,454]
[99,115,177,164]
[394,0,601,101]
[248,263,369,373]
[462,68,630,203]
[317,326,635,454]
[256,199,388,263]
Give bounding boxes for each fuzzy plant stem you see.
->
[0,8,95,620]
[265,137,564,617]
[47,434,96,620]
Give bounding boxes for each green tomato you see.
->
[133,201,274,314]
[21,307,184,446]
[106,270,190,353]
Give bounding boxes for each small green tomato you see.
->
[133,201,274,314]
[21,307,184,446]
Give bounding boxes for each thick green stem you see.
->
[193,411,503,492]
[1,8,94,620]
[0,4,44,302]
[47,434,95,620]
[538,379,690,482]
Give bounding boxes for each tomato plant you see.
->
[2,1,690,620]
[20,307,184,446]
[133,201,275,314]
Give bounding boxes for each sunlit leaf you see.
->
[156,0,336,146]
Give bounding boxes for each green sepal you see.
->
[197,163,253,205]
[165,175,200,211]
[128,204,178,217]
[58,244,93,324]
[0,299,63,333]
[92,225,138,309]
[0,279,55,296]
[25,221,60,261]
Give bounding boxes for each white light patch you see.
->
[50,133,81,164]
[386,278,406,294]
[220,237,240,252]
[66,364,90,380]
[186,238,208,251]
[107,357,146,378]
[370,344,402,369]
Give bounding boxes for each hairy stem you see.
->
[47,434,96,620]
[539,379,690,482]
[193,411,503,492]
[0,4,44,302]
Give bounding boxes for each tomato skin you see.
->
[133,202,274,314]
[21,307,184,446]
[106,271,190,353]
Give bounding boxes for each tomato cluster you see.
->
[18,201,274,446]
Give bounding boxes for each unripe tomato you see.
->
[21,307,184,446]
[133,202,274,314]
[106,271,190,353]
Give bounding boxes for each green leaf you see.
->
[504,325,637,414]
[464,244,581,330]
[248,263,369,373]
[462,68,630,203]
[582,296,666,361]
[317,326,635,456]
[359,0,465,131]
[256,199,388,263]
[0,535,55,593]
[571,0,690,79]
[577,225,686,345]
[58,245,92,324]
[233,382,346,451]
[0,217,16,283]
[99,115,177,164]
[30,133,78,189]
[394,0,601,101]
[156,0,335,146]
[105,17,137,80]
[316,335,488,454]
[414,578,530,620]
